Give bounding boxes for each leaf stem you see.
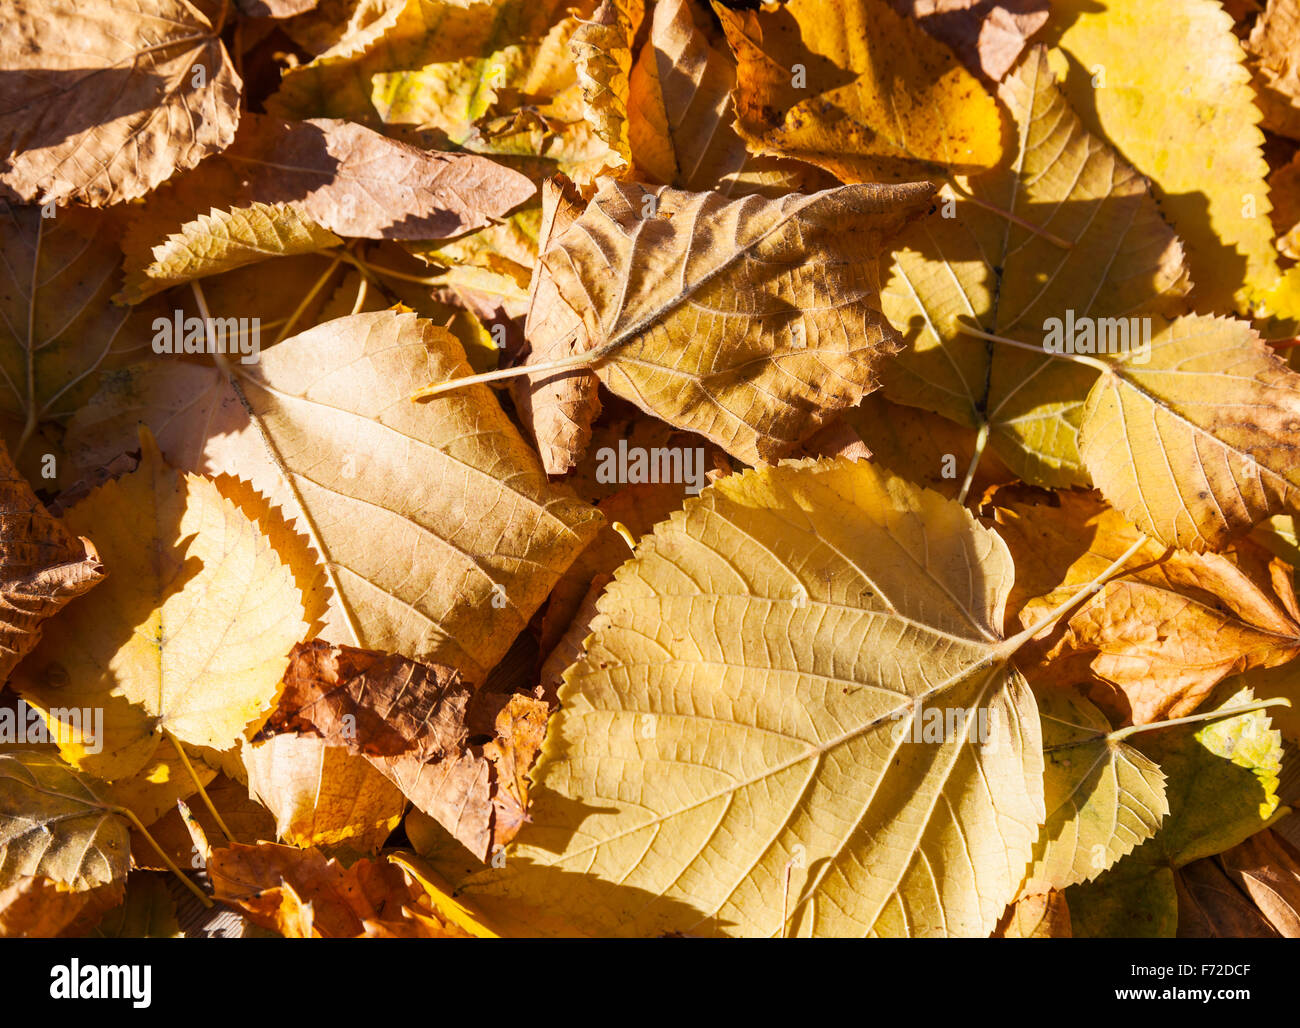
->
[955,420,988,506]
[998,533,1153,657]
[957,320,1112,374]
[274,254,344,344]
[340,251,447,286]
[164,729,237,844]
[411,347,606,401]
[111,803,212,908]
[1107,697,1292,743]
[349,273,370,315]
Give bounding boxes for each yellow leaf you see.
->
[715,0,1004,182]
[243,734,406,854]
[224,311,603,679]
[444,180,935,465]
[1042,0,1279,313]
[1078,315,1300,550]
[119,203,342,304]
[880,46,1190,487]
[1022,690,1168,893]
[13,432,310,780]
[0,750,129,891]
[462,458,1046,938]
[571,0,645,177]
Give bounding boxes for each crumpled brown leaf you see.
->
[0,439,104,682]
[260,641,550,862]
[207,842,480,938]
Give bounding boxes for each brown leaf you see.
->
[208,842,476,938]
[222,115,537,239]
[262,641,549,861]
[1175,857,1281,937]
[0,439,104,683]
[995,490,1300,724]
[0,875,122,938]
[1217,828,1300,936]
[1245,0,1300,139]
[0,0,241,205]
[261,640,471,761]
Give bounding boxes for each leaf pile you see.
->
[2,0,1300,938]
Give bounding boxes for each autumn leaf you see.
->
[1022,689,1168,892]
[996,490,1300,722]
[463,458,1047,938]
[0,438,103,682]
[12,431,312,780]
[627,0,831,195]
[422,180,935,465]
[715,0,1005,182]
[571,0,644,178]
[1065,684,1285,936]
[118,203,342,304]
[1245,0,1300,140]
[1042,0,1281,314]
[511,176,599,474]
[880,46,1190,488]
[992,888,1071,938]
[0,750,129,891]
[242,733,406,854]
[216,311,603,679]
[207,841,485,937]
[89,874,181,938]
[1216,828,1300,936]
[0,874,125,938]
[0,205,156,481]
[0,0,241,206]
[1078,315,1300,551]
[262,640,547,860]
[7,0,1300,947]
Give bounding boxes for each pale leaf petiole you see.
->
[997,533,1153,658]
[957,320,1113,374]
[164,728,237,845]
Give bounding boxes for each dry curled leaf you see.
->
[261,640,549,861]
[0,439,103,682]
